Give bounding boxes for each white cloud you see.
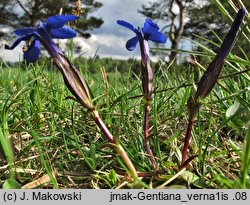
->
[0,27,11,33]
[0,38,24,62]
[74,33,140,59]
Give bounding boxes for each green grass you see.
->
[0,54,249,188]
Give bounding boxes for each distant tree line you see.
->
[0,0,103,39]
[139,0,249,61]
[1,56,165,77]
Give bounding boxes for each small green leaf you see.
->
[85,157,96,170]
[226,101,240,118]
[181,171,207,188]
[177,88,190,117]
[164,131,180,145]
[3,179,22,189]
[108,169,117,185]
[90,144,96,160]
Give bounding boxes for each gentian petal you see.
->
[143,19,159,37]
[5,33,34,50]
[149,31,167,44]
[24,40,40,63]
[117,20,138,33]
[144,19,159,30]
[126,36,139,51]
[14,27,37,36]
[49,26,77,39]
[46,15,79,28]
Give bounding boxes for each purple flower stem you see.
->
[181,117,195,167]
[143,103,157,169]
[91,111,115,143]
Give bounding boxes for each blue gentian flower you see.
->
[118,19,166,167]
[117,19,166,101]
[117,19,166,51]
[5,15,79,62]
[5,15,93,110]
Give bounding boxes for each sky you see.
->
[0,0,171,62]
[79,0,170,59]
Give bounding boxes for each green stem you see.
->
[241,124,250,187]
[0,126,15,180]
[115,144,138,179]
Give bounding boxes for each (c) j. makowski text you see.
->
[19,192,83,201]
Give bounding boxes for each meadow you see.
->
[0,51,249,188]
[0,1,250,189]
